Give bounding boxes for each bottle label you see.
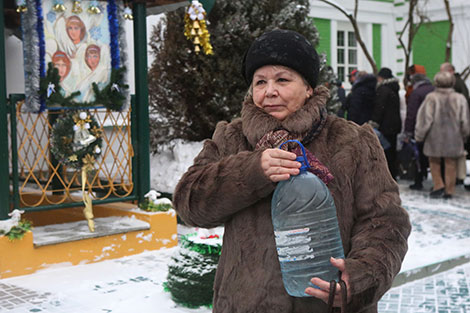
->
[274,228,315,262]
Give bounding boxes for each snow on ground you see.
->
[3,242,212,313]
[150,140,204,194]
[2,141,470,313]
[399,187,470,272]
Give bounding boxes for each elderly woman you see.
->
[415,71,470,199]
[174,29,410,313]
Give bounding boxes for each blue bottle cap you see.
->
[296,156,309,173]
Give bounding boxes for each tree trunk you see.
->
[443,0,453,63]
[318,0,377,74]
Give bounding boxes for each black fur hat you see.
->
[242,29,320,88]
[378,67,393,79]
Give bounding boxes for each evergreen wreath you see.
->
[40,62,129,111]
[50,111,103,170]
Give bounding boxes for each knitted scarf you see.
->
[255,107,334,185]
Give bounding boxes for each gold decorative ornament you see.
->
[124,6,133,20]
[50,112,103,233]
[16,6,27,13]
[87,1,101,14]
[53,3,66,12]
[184,0,214,55]
[72,1,83,14]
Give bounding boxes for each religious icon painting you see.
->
[20,0,129,112]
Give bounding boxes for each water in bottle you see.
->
[271,140,345,297]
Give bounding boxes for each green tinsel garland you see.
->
[40,62,129,111]
[50,112,103,169]
[165,234,221,308]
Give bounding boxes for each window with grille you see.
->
[337,30,358,82]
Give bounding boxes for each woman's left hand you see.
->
[304,257,351,306]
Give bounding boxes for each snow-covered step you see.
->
[32,216,150,247]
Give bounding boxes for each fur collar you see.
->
[376,77,399,88]
[241,85,330,148]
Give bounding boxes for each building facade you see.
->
[310,0,470,88]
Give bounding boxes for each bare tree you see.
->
[443,0,454,63]
[317,0,378,74]
[396,0,429,86]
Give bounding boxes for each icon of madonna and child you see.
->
[44,4,113,103]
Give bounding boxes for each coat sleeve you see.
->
[371,87,386,126]
[173,122,275,228]
[344,124,411,311]
[404,91,421,135]
[414,94,435,142]
[459,94,470,138]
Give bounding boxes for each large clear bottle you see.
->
[271,140,345,297]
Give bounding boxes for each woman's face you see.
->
[67,23,81,44]
[86,52,100,70]
[252,65,312,121]
[54,60,68,81]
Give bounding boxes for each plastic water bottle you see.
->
[271,140,345,297]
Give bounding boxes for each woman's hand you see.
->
[304,257,351,306]
[260,149,300,182]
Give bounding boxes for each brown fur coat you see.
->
[174,86,411,313]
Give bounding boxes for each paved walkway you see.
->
[1,179,470,312]
[378,179,470,313]
[379,262,470,313]
[0,283,52,312]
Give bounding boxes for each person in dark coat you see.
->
[337,70,357,119]
[335,79,346,108]
[174,29,410,313]
[369,68,402,180]
[404,72,434,190]
[344,71,377,125]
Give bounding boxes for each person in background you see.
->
[343,71,377,125]
[404,67,434,190]
[337,70,357,119]
[348,69,358,85]
[173,29,410,313]
[405,64,427,102]
[369,67,402,180]
[440,62,470,186]
[440,62,470,102]
[415,71,470,199]
[335,79,346,109]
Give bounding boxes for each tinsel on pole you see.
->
[184,0,213,55]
